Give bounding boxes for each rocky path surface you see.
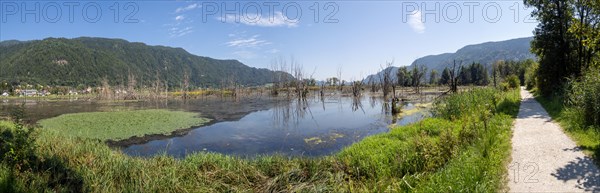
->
[508,88,600,192]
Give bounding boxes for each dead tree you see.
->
[99,77,112,100]
[337,65,343,92]
[152,70,163,99]
[124,71,138,100]
[381,61,395,98]
[351,80,362,97]
[445,60,462,93]
[181,70,190,99]
[411,64,427,94]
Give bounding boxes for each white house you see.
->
[22,90,38,96]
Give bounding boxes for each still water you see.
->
[123,96,428,157]
[1,94,429,158]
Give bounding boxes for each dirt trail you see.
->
[508,88,600,192]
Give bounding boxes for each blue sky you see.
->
[0,1,537,80]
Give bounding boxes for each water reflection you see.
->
[123,95,429,158]
[1,94,430,158]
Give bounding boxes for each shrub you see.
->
[506,75,520,90]
[524,62,539,90]
[0,107,37,171]
[567,67,600,128]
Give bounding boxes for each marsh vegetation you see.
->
[0,86,521,192]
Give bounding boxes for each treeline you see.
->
[524,0,600,95]
[392,60,535,89]
[525,0,600,150]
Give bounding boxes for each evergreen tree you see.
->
[440,67,451,85]
[429,69,439,85]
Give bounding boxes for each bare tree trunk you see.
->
[182,70,190,99]
[100,77,112,100]
[125,71,137,100]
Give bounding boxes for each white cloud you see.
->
[220,11,298,28]
[175,15,185,21]
[175,3,199,13]
[408,10,425,34]
[169,26,193,37]
[226,35,270,48]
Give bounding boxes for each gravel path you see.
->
[508,88,600,192]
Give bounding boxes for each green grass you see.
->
[38,109,211,141]
[535,94,600,160]
[0,88,521,192]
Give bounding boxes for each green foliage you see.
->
[536,92,600,164]
[440,67,451,85]
[457,62,489,86]
[0,88,521,192]
[38,109,211,141]
[525,0,600,96]
[396,66,412,87]
[0,107,36,171]
[493,59,536,87]
[429,69,439,85]
[433,88,498,120]
[506,75,520,90]
[566,67,600,128]
[0,37,287,88]
[524,61,539,90]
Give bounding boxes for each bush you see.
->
[524,62,539,90]
[506,75,520,90]
[567,67,600,128]
[0,107,37,171]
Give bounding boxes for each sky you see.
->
[0,1,538,81]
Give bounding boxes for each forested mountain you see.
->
[0,37,286,87]
[364,37,536,83]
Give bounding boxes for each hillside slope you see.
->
[364,37,535,82]
[0,37,285,87]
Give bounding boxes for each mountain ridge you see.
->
[0,37,286,88]
[364,37,535,83]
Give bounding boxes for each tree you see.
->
[459,65,471,85]
[396,66,411,87]
[525,0,575,95]
[326,77,339,87]
[440,67,451,85]
[381,61,395,98]
[446,60,462,93]
[411,64,427,93]
[182,70,190,99]
[570,0,600,75]
[469,63,489,86]
[429,69,439,85]
[492,61,501,88]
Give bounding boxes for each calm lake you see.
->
[0,93,430,158]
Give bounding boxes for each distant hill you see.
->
[0,37,287,87]
[364,37,535,83]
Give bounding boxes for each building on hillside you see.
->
[1,92,8,97]
[21,89,38,97]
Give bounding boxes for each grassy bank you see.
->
[38,109,211,141]
[0,88,520,192]
[535,95,600,161]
